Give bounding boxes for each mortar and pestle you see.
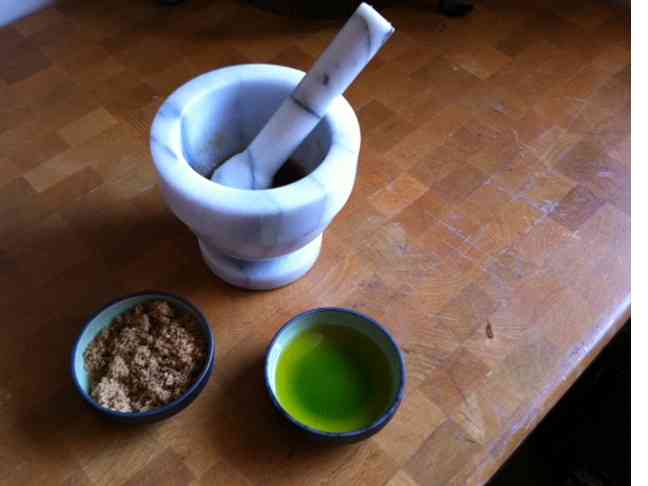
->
[151,3,394,290]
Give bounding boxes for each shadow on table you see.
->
[1,207,226,442]
[208,354,361,484]
[5,201,329,482]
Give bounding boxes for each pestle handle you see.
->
[212,3,394,190]
[292,3,395,118]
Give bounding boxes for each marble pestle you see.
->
[211,3,394,190]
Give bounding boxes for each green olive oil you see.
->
[276,324,395,433]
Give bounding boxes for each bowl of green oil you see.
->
[265,308,406,442]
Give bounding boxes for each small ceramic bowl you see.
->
[71,291,215,424]
[265,308,406,442]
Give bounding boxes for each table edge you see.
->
[466,295,630,485]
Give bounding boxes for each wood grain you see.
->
[0,0,629,485]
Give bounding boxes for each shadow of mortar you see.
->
[2,201,231,452]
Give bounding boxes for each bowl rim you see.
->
[264,307,407,439]
[71,290,216,419]
[150,63,361,215]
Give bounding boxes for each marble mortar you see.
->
[150,64,361,290]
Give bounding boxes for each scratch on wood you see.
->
[486,321,494,339]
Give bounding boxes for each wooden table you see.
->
[0,0,630,484]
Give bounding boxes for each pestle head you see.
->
[210,150,272,190]
[211,3,394,190]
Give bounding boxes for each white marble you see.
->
[211,2,393,190]
[200,235,323,290]
[150,64,361,290]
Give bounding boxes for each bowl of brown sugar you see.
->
[71,291,215,423]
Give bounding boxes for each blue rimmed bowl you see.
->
[265,307,406,443]
[71,291,215,424]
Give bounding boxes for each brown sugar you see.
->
[84,300,207,413]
